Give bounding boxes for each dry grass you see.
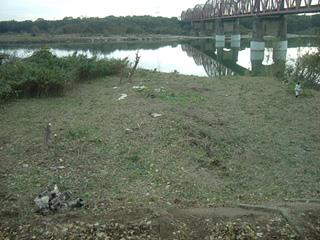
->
[1,69,320,221]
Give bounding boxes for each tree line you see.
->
[240,14,320,34]
[0,16,187,36]
[0,14,319,36]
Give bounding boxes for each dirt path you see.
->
[1,200,319,239]
[155,200,320,239]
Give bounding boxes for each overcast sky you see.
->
[0,0,204,21]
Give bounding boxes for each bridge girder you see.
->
[181,0,320,21]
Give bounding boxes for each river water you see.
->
[0,37,318,77]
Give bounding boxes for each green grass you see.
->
[1,69,319,223]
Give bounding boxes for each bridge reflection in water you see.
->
[181,37,287,77]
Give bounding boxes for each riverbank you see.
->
[0,33,317,44]
[0,33,191,44]
[1,70,319,238]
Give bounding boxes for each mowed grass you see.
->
[1,69,319,218]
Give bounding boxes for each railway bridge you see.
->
[181,0,320,75]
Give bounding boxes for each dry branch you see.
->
[128,50,141,83]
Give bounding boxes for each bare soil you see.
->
[1,201,320,239]
[1,70,320,239]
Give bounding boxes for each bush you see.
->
[0,47,124,100]
[283,38,320,90]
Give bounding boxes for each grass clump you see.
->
[0,46,124,100]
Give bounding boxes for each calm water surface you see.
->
[0,38,317,77]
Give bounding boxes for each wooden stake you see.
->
[54,134,57,157]
[43,122,51,150]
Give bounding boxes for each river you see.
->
[0,37,318,77]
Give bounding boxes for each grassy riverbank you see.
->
[1,70,320,238]
[0,33,317,44]
[0,33,191,44]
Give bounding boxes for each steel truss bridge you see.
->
[181,0,320,21]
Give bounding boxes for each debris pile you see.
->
[33,185,84,215]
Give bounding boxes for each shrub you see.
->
[283,38,320,90]
[0,47,124,100]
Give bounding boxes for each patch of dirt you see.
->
[1,201,319,239]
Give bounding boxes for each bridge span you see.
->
[182,0,320,21]
[181,0,319,77]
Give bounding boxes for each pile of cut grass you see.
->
[0,69,319,221]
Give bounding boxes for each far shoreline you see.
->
[0,33,317,44]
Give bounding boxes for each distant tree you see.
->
[311,14,320,27]
[287,14,312,34]
[63,17,74,21]
[1,14,318,36]
[31,26,40,36]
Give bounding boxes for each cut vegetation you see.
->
[1,69,320,239]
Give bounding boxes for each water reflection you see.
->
[181,38,287,77]
[182,37,318,77]
[0,38,318,77]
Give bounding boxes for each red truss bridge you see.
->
[181,0,320,21]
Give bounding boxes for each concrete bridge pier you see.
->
[230,18,240,62]
[190,21,200,36]
[250,15,288,75]
[215,19,225,48]
[272,16,287,62]
[205,21,215,36]
[200,21,206,36]
[190,22,196,36]
[250,16,265,75]
[190,21,207,36]
[231,18,241,48]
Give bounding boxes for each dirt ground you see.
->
[1,200,320,239]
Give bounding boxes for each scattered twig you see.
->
[137,121,146,138]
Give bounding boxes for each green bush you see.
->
[283,38,320,90]
[0,47,124,100]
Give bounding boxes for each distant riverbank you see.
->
[0,33,191,44]
[0,33,317,44]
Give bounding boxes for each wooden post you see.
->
[54,134,57,157]
[43,122,51,150]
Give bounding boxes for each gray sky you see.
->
[0,0,203,21]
